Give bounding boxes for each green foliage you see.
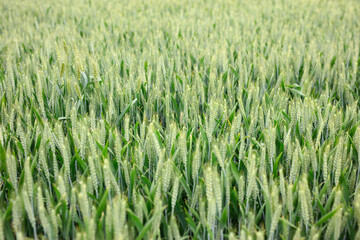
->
[0,0,360,239]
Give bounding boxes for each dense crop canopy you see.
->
[0,0,360,239]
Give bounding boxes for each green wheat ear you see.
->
[1,0,359,238]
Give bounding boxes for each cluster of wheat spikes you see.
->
[0,0,360,239]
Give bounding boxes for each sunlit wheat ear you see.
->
[225,169,231,207]
[179,128,187,168]
[203,164,213,202]
[24,157,34,199]
[289,147,299,183]
[279,168,286,204]
[79,182,91,221]
[151,124,161,159]
[286,184,294,215]
[105,203,113,238]
[334,136,343,186]
[206,99,218,144]
[166,121,177,156]
[299,187,309,230]
[9,108,15,133]
[190,184,201,211]
[99,119,106,146]
[213,143,225,171]
[207,197,216,227]
[39,142,50,183]
[38,186,53,239]
[12,194,23,232]
[114,129,122,162]
[154,150,164,182]
[135,193,144,224]
[113,196,127,238]
[161,158,172,193]
[192,141,201,183]
[303,177,314,224]
[22,189,35,231]
[122,159,130,189]
[269,204,282,240]
[170,216,181,240]
[322,144,329,181]
[270,186,279,213]
[88,155,98,192]
[325,190,343,240]
[49,207,59,240]
[246,153,257,205]
[6,149,18,193]
[259,143,266,173]
[171,173,180,215]
[212,169,222,214]
[56,174,68,203]
[355,126,360,167]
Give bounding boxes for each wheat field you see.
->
[0,0,360,239]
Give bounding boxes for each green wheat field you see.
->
[0,0,360,239]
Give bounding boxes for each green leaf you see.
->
[127,209,144,232]
[135,217,154,240]
[315,197,326,216]
[3,221,15,240]
[281,111,291,123]
[272,152,283,177]
[230,161,240,183]
[219,207,228,228]
[185,216,197,234]
[2,202,12,221]
[117,98,137,126]
[279,217,297,229]
[95,189,109,220]
[73,153,87,172]
[31,105,44,127]
[255,203,265,224]
[324,189,336,213]
[179,176,191,198]
[340,174,350,205]
[0,142,5,170]
[141,176,151,189]
[315,206,341,226]
[286,83,301,90]
[289,88,305,97]
[130,167,137,197]
[188,206,200,221]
